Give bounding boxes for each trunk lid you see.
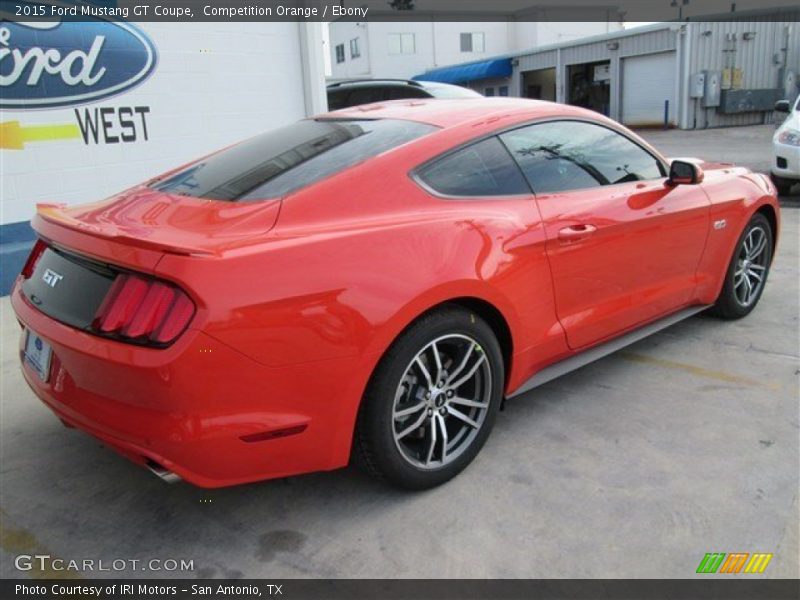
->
[36,187,282,257]
[23,188,278,339]
[22,243,116,332]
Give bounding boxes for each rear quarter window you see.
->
[151,119,438,201]
[415,136,530,197]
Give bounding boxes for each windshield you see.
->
[151,119,437,201]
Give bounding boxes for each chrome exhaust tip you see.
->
[146,460,182,484]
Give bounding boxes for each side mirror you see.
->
[774,100,790,113]
[668,160,704,186]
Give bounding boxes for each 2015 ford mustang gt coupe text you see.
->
[12,99,779,489]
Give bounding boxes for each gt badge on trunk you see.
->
[42,268,63,287]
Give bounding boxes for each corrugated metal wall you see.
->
[621,52,677,126]
[563,28,677,65]
[517,49,558,72]
[516,49,557,99]
[686,15,800,128]
[514,27,678,122]
[510,14,800,129]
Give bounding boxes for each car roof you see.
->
[321,97,601,130]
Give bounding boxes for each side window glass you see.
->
[347,87,382,106]
[327,90,349,110]
[416,137,529,197]
[500,121,664,194]
[385,86,428,100]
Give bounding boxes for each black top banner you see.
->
[0,0,799,23]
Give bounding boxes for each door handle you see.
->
[558,224,597,242]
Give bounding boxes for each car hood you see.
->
[35,187,281,256]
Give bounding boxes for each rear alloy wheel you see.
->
[711,213,773,319]
[355,307,503,489]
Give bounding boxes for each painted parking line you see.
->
[619,351,782,391]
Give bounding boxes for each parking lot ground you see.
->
[639,124,800,209]
[1,127,798,579]
[638,123,777,175]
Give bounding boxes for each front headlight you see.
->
[778,128,800,146]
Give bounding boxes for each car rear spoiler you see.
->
[34,204,216,257]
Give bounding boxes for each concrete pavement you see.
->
[639,123,777,176]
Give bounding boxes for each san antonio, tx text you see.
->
[16,583,281,597]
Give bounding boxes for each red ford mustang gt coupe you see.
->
[12,98,779,489]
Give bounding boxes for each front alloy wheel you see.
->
[711,212,774,319]
[732,224,770,308]
[355,307,504,489]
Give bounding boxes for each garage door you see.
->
[622,52,676,127]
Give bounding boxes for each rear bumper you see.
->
[11,281,368,487]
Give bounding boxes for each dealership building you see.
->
[0,21,326,294]
[328,19,622,82]
[415,8,799,129]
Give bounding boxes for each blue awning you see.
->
[412,58,512,85]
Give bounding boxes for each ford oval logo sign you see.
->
[0,15,158,109]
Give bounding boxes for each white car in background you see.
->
[772,96,800,195]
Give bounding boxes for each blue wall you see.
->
[0,221,35,296]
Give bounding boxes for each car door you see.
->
[500,119,710,350]
[413,135,568,368]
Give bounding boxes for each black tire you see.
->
[770,173,794,196]
[354,306,504,489]
[710,212,773,320]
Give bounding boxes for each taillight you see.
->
[92,273,195,346]
[21,239,48,279]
